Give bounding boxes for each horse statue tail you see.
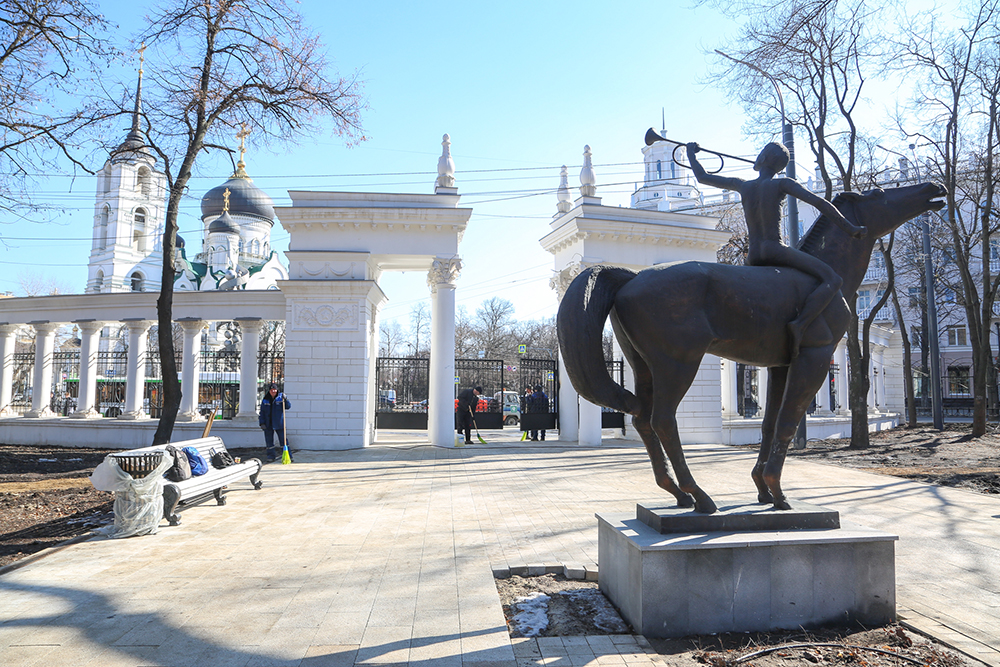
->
[557,265,640,415]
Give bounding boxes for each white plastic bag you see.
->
[95,453,172,539]
[89,456,130,492]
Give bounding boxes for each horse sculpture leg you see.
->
[648,354,717,514]
[762,346,835,510]
[752,366,788,504]
[610,314,694,508]
[632,364,696,508]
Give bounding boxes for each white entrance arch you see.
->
[275,137,472,449]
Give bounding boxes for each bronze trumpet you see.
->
[644,128,754,174]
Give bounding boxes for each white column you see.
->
[428,257,460,447]
[120,319,153,420]
[0,324,18,416]
[835,340,849,415]
[177,318,206,422]
[69,321,104,419]
[758,366,769,418]
[876,349,887,412]
[578,397,602,446]
[235,318,262,422]
[721,359,738,418]
[26,322,59,418]
[557,347,579,441]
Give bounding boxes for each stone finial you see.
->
[436,133,456,191]
[580,145,596,197]
[557,165,572,214]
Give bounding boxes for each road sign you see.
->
[518,344,526,354]
[547,371,554,381]
[454,376,460,384]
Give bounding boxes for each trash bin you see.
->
[90,451,171,538]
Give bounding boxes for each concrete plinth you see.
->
[597,501,897,638]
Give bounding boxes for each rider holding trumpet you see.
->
[686,141,867,358]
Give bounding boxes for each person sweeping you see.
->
[456,385,482,446]
[259,383,292,463]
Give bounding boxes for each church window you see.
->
[95,270,104,292]
[133,208,147,252]
[238,239,244,254]
[98,206,109,248]
[137,167,152,197]
[656,160,662,180]
[130,272,144,292]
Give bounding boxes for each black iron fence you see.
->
[602,360,625,430]
[516,357,559,432]
[9,351,33,415]
[374,356,430,429]
[737,363,760,418]
[454,358,506,428]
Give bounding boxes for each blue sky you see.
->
[0,0,947,328]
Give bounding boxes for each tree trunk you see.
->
[890,289,917,427]
[152,185,184,445]
[847,315,870,450]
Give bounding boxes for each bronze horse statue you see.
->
[557,181,946,513]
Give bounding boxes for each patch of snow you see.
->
[512,592,550,636]
[37,458,57,462]
[67,458,83,462]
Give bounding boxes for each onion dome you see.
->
[208,210,240,235]
[200,176,274,224]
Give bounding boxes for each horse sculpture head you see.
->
[834,181,947,239]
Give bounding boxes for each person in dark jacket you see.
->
[528,384,549,441]
[456,385,482,445]
[259,383,292,462]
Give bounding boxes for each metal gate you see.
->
[516,357,558,432]
[454,358,506,428]
[603,360,625,430]
[375,357,430,429]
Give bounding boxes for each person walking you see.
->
[259,383,292,462]
[528,384,549,441]
[456,385,482,445]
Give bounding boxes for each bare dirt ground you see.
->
[2,426,994,666]
[0,443,262,568]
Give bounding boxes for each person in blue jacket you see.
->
[259,383,292,462]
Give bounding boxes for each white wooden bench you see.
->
[120,437,263,526]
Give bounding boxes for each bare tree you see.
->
[409,302,431,357]
[471,297,517,359]
[126,0,366,445]
[379,319,405,357]
[0,0,114,216]
[16,269,70,296]
[454,305,475,358]
[897,1,1000,436]
[707,0,889,448]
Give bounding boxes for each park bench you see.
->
[113,436,263,526]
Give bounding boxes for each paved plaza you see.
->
[1,430,998,666]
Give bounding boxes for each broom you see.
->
[281,394,292,464]
[470,407,487,444]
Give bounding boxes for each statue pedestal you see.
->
[596,501,896,638]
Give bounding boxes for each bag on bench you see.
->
[164,444,192,482]
[183,446,209,476]
[210,448,236,469]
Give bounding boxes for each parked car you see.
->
[493,390,521,425]
[378,389,396,411]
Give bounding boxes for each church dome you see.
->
[201,176,274,224]
[176,234,185,249]
[208,211,240,235]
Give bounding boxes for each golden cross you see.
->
[223,187,231,213]
[236,124,250,164]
